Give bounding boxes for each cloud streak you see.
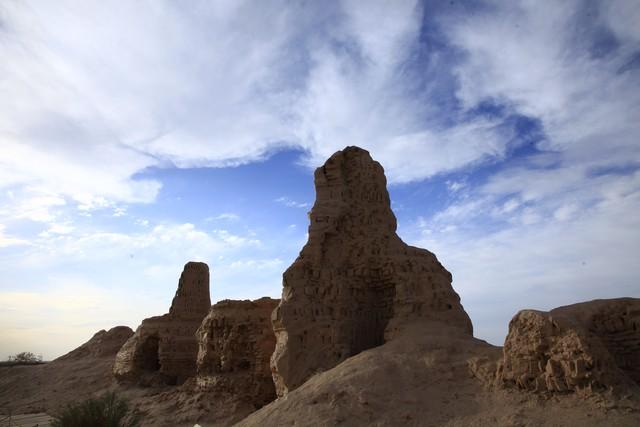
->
[0,0,540,210]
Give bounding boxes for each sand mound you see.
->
[0,326,132,415]
[56,326,134,361]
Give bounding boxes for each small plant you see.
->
[51,392,142,427]
[7,352,42,363]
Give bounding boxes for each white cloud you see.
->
[0,224,30,248]
[207,213,240,222]
[406,2,640,346]
[3,190,66,223]
[407,178,640,344]
[0,0,538,217]
[112,207,127,217]
[16,223,261,269]
[446,0,640,179]
[38,222,75,237]
[446,180,466,193]
[1,1,636,208]
[602,0,640,44]
[275,196,310,209]
[228,258,284,270]
[211,229,261,247]
[0,1,294,208]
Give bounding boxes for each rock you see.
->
[114,262,211,385]
[195,297,279,408]
[270,146,472,396]
[498,298,640,394]
[56,326,133,361]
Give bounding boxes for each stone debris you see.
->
[113,261,211,385]
[270,146,473,396]
[196,297,279,408]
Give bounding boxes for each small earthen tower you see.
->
[114,261,211,384]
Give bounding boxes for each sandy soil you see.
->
[0,349,259,426]
[236,322,640,427]
[1,322,638,426]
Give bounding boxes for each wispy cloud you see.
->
[0,0,537,214]
[0,224,30,248]
[207,213,240,222]
[275,196,310,209]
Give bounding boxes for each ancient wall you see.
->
[497,298,640,394]
[271,146,473,396]
[114,262,211,385]
[196,297,279,408]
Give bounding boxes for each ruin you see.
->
[113,262,211,385]
[496,298,640,394]
[270,146,473,396]
[196,297,279,408]
[469,298,640,394]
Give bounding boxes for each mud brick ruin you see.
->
[497,298,640,394]
[113,262,211,385]
[196,297,279,408]
[270,146,473,396]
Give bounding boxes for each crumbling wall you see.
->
[588,300,640,384]
[114,262,211,385]
[271,146,473,396]
[497,298,640,394]
[196,297,279,408]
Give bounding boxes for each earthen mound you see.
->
[56,326,133,361]
[0,327,133,416]
[271,146,472,396]
[114,261,211,385]
[196,297,279,408]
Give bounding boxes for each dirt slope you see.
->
[0,327,133,414]
[236,321,640,427]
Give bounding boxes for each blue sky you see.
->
[1,0,639,359]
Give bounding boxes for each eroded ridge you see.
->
[113,261,211,385]
[270,146,472,396]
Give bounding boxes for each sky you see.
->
[1,0,639,360]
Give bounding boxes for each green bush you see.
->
[51,392,142,427]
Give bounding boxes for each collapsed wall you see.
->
[270,146,473,396]
[498,298,640,394]
[196,297,279,408]
[113,262,211,385]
